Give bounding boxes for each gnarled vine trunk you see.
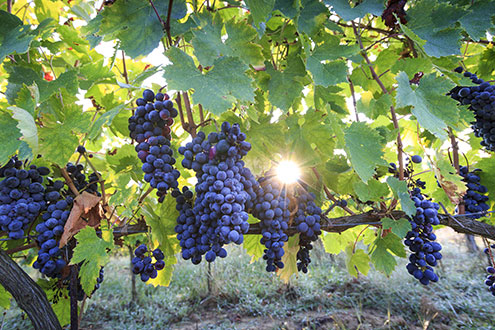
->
[0,249,62,330]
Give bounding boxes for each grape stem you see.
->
[351,22,405,182]
[82,153,107,205]
[311,167,355,215]
[7,0,12,13]
[182,92,197,137]
[347,76,359,122]
[59,167,80,196]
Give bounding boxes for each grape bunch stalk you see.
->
[131,244,166,282]
[128,89,180,202]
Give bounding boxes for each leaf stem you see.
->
[311,167,355,215]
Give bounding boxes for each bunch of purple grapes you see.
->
[128,89,180,202]
[293,185,322,273]
[450,67,495,152]
[131,244,165,282]
[175,122,256,264]
[459,166,490,218]
[404,186,442,285]
[0,157,49,240]
[251,171,290,272]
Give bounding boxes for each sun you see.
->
[276,160,301,184]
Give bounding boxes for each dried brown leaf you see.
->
[59,192,103,248]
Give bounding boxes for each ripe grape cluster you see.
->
[251,171,290,272]
[33,162,101,278]
[450,68,495,151]
[293,186,323,273]
[131,244,165,282]
[483,244,495,297]
[404,186,442,285]
[128,89,180,202]
[0,157,49,240]
[459,166,490,218]
[175,122,255,263]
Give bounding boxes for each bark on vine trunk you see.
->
[0,249,62,330]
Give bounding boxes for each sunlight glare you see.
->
[276,161,301,184]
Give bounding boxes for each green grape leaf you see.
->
[326,0,383,21]
[357,92,392,120]
[7,106,38,159]
[71,226,114,296]
[244,0,275,32]
[353,179,390,202]
[266,55,307,111]
[277,235,299,283]
[164,47,255,115]
[0,284,11,309]
[307,58,347,87]
[88,104,126,140]
[369,232,406,276]
[406,0,462,57]
[459,0,495,41]
[0,111,22,165]
[396,72,459,140]
[344,122,386,183]
[15,84,39,116]
[91,0,186,58]
[0,11,51,62]
[37,279,70,326]
[381,217,411,239]
[148,255,177,288]
[345,246,370,277]
[141,195,180,257]
[39,105,90,165]
[322,230,355,254]
[386,176,416,217]
[297,0,328,36]
[191,15,264,67]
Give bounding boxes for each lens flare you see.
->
[276,160,301,184]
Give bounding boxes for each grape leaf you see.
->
[7,106,38,159]
[266,54,307,111]
[356,92,392,120]
[37,279,70,326]
[381,217,411,239]
[369,232,406,276]
[326,0,384,21]
[432,156,466,205]
[88,104,126,140]
[396,72,459,140]
[344,122,386,183]
[60,192,103,248]
[345,246,370,277]
[164,47,255,115]
[0,111,22,165]
[277,235,299,283]
[307,58,347,87]
[0,284,11,309]
[297,0,328,36]
[244,0,275,32]
[386,176,416,217]
[406,0,462,57]
[191,15,264,67]
[71,226,114,296]
[90,0,186,58]
[141,195,180,258]
[0,11,51,62]
[15,84,39,116]
[353,179,390,202]
[322,230,355,254]
[459,0,495,41]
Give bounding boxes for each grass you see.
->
[2,229,495,329]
